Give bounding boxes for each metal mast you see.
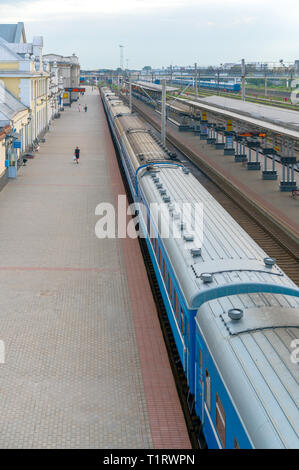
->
[241,58,246,101]
[194,62,198,98]
[129,76,132,113]
[119,45,124,70]
[161,79,166,146]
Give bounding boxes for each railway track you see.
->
[246,87,291,99]
[126,96,299,287]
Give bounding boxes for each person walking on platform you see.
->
[78,104,81,112]
[74,146,80,164]
[84,105,88,112]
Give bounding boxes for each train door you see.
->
[195,340,204,422]
[186,313,191,383]
[180,307,187,372]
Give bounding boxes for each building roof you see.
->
[0,37,21,61]
[43,53,79,65]
[0,22,26,43]
[8,43,33,55]
[0,85,27,127]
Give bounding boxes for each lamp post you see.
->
[241,59,246,101]
[194,62,198,98]
[161,79,166,146]
[129,75,132,113]
[217,64,223,95]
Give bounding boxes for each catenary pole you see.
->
[161,79,166,146]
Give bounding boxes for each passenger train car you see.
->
[101,87,299,449]
[172,77,241,93]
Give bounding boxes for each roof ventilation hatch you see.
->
[264,257,276,268]
[200,273,214,283]
[228,308,244,321]
[191,248,201,257]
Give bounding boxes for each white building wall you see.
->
[19,78,30,106]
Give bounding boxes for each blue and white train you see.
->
[172,77,241,93]
[101,87,299,449]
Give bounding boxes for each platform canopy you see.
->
[134,80,179,93]
[176,95,299,141]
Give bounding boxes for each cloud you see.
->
[0,0,187,22]
[231,16,255,25]
[1,0,299,69]
[0,0,268,22]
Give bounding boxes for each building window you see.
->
[216,393,226,448]
[205,370,211,411]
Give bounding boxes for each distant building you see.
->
[222,63,237,70]
[43,53,80,105]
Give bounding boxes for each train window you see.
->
[216,393,226,448]
[205,370,211,411]
[186,320,189,342]
[174,293,179,322]
[163,260,167,284]
[199,350,203,382]
[168,274,173,303]
[234,437,240,449]
[180,308,184,334]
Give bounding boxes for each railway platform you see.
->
[0,87,190,449]
[130,97,299,242]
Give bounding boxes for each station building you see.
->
[43,53,81,105]
[0,85,29,185]
[0,125,10,189]
[0,25,49,142]
[0,22,80,184]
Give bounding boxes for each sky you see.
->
[0,0,298,69]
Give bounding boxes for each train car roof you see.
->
[101,88,170,167]
[140,165,299,448]
[118,114,167,163]
[196,299,299,448]
[140,166,299,310]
